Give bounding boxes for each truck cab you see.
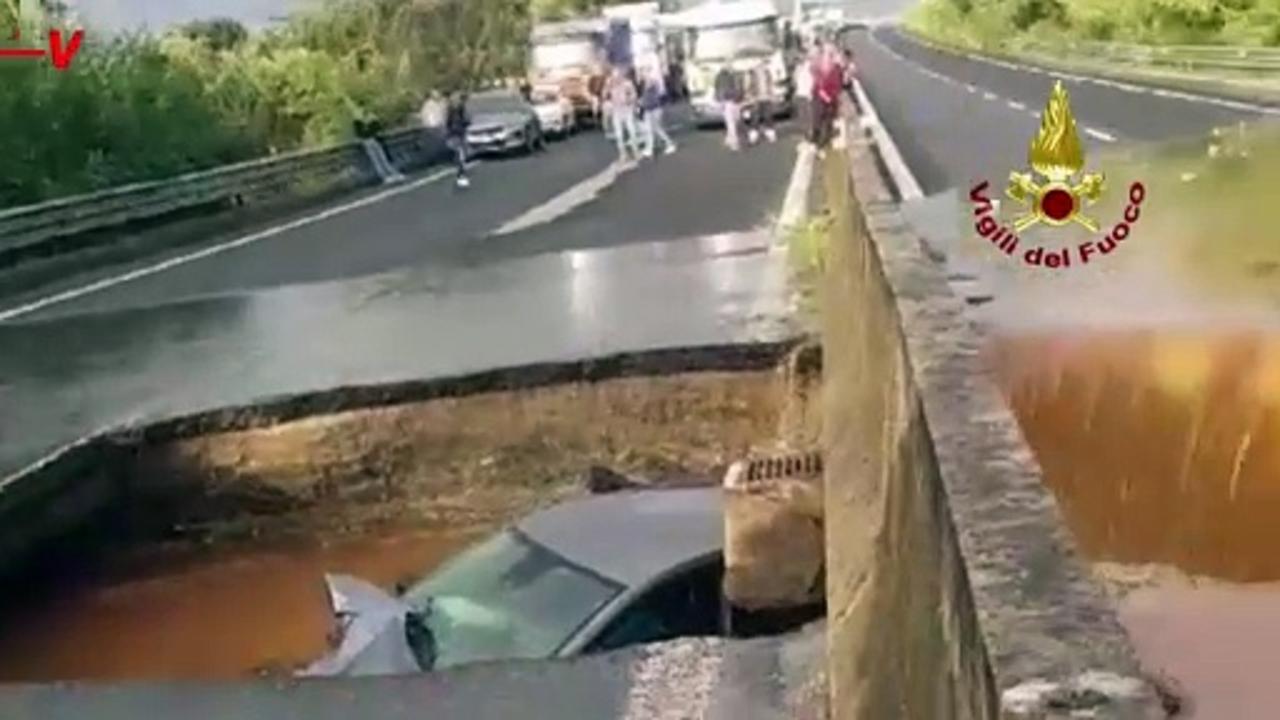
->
[667,0,793,127]
[529,19,608,126]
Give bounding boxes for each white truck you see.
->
[528,18,609,126]
[602,2,667,80]
[666,0,793,127]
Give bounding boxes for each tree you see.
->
[180,18,250,51]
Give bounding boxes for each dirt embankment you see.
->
[122,360,823,553]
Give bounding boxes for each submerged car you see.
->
[302,487,725,677]
[530,90,577,137]
[465,89,548,157]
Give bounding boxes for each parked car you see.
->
[302,487,725,677]
[530,90,577,138]
[464,89,548,157]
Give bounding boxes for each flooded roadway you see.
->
[0,529,483,682]
[991,330,1280,718]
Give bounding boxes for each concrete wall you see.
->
[821,135,1168,718]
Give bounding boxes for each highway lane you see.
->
[850,25,1275,195]
[0,113,806,480]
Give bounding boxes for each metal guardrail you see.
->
[0,127,444,264]
[1019,38,1280,72]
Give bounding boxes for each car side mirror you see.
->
[404,609,438,671]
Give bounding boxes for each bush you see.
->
[908,0,1280,49]
[0,0,532,208]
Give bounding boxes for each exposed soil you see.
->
[124,365,822,552]
[0,362,822,683]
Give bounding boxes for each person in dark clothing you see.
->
[444,92,471,188]
[713,66,744,150]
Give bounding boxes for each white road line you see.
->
[1083,127,1117,142]
[982,91,999,101]
[490,159,634,236]
[965,84,977,93]
[1008,100,1026,110]
[851,78,924,201]
[776,143,816,234]
[877,27,1280,116]
[0,164,469,323]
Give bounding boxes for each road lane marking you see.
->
[1084,127,1117,142]
[851,78,925,200]
[965,84,977,93]
[0,163,474,323]
[983,91,999,101]
[1008,100,1026,110]
[489,159,635,236]
[777,143,817,234]
[876,26,1280,116]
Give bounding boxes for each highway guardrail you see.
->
[0,127,443,266]
[1017,38,1280,72]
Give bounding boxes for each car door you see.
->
[581,556,725,655]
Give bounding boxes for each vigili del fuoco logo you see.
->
[969,81,1146,269]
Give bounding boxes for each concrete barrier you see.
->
[820,124,1168,717]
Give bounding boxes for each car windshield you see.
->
[401,530,624,669]
[532,39,597,70]
[469,93,526,116]
[692,20,776,61]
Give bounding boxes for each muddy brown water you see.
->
[0,366,821,684]
[990,329,1280,582]
[991,329,1280,718]
[0,529,485,682]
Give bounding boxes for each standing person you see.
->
[840,47,858,105]
[420,90,445,129]
[812,44,844,156]
[605,67,641,163]
[744,61,778,145]
[639,66,677,157]
[794,46,815,147]
[713,65,744,150]
[444,91,471,188]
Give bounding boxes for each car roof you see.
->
[517,487,723,589]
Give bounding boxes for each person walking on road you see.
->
[744,61,778,146]
[639,66,677,157]
[605,67,641,163]
[811,44,844,156]
[444,91,471,188]
[795,46,815,147]
[713,65,744,150]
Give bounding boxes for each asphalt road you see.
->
[0,111,805,480]
[852,25,1273,195]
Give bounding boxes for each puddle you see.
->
[1118,578,1280,720]
[0,529,485,683]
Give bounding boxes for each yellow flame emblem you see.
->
[1006,81,1105,232]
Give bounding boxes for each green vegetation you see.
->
[0,0,531,208]
[906,0,1280,50]
[786,212,833,321]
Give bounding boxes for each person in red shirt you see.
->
[811,43,844,155]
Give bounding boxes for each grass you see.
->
[785,212,834,322]
[904,0,1280,104]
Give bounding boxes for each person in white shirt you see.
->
[420,91,446,129]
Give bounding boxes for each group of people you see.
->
[419,36,857,189]
[795,39,854,156]
[712,61,779,152]
[600,64,678,164]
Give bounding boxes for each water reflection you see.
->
[991,329,1280,582]
[0,529,483,682]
